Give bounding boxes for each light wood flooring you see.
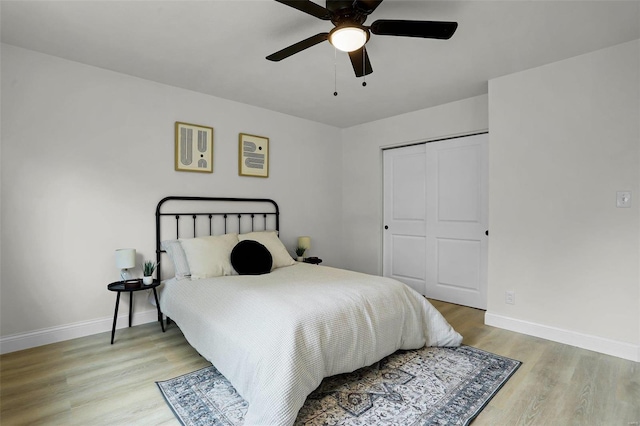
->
[1,300,638,425]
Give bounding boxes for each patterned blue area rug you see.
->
[156,345,521,426]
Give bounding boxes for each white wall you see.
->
[340,95,489,275]
[0,45,343,349]
[487,40,640,360]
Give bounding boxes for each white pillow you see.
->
[238,231,295,270]
[180,233,239,279]
[161,239,191,280]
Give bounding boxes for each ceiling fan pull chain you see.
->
[334,46,338,96]
[362,46,367,87]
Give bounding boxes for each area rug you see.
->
[156,345,521,426]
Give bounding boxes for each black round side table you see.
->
[107,280,165,344]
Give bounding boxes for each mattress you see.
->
[160,262,462,425]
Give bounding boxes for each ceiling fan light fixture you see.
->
[329,26,368,52]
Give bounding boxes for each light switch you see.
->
[616,191,631,208]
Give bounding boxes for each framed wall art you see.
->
[239,133,269,178]
[175,122,214,173]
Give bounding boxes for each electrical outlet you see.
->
[617,191,632,208]
[505,291,515,305]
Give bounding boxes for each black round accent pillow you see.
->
[231,240,273,275]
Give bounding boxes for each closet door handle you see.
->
[384,225,389,230]
[485,230,489,236]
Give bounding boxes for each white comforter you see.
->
[160,263,462,426]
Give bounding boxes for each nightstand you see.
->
[107,280,165,344]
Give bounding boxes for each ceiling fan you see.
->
[266,0,458,77]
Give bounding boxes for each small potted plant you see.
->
[142,261,157,285]
[295,247,306,262]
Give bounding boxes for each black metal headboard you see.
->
[155,196,280,282]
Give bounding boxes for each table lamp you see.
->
[297,236,311,259]
[115,248,136,281]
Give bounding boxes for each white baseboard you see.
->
[0,309,159,355]
[485,311,640,362]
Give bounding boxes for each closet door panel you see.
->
[383,144,427,294]
[425,134,488,309]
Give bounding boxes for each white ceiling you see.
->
[2,1,639,128]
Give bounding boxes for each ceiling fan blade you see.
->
[275,0,332,20]
[266,33,329,61]
[370,19,458,39]
[356,0,384,14]
[348,47,373,77]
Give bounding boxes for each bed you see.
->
[156,196,462,426]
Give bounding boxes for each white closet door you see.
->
[425,134,488,309]
[382,144,427,294]
[383,134,488,309]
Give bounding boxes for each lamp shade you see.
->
[115,248,136,269]
[297,236,311,251]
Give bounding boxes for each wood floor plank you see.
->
[2,301,639,425]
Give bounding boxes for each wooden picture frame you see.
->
[175,122,214,173]
[239,133,269,178]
